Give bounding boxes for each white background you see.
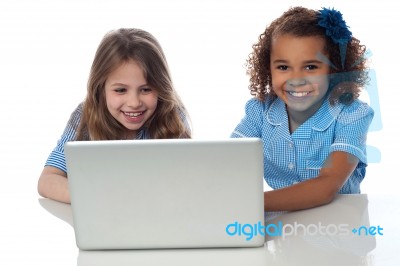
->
[0,0,398,265]
[0,0,398,198]
[0,0,398,248]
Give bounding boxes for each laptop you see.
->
[65,138,265,250]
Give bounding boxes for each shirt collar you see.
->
[266,96,344,131]
[135,129,148,139]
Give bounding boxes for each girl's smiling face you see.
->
[105,60,158,138]
[270,34,330,123]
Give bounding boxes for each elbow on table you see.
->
[37,175,48,198]
[318,185,340,207]
[321,191,336,206]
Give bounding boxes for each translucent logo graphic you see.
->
[226,221,383,241]
[317,49,382,163]
[364,69,382,163]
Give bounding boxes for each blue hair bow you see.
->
[318,7,352,68]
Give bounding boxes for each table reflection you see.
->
[78,245,271,266]
[264,194,376,265]
[39,197,73,227]
[39,194,376,266]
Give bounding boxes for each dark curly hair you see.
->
[247,6,369,105]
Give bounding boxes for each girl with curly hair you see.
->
[38,28,191,203]
[231,7,374,211]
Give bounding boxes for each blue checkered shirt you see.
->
[231,96,374,194]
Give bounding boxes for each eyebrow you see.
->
[109,82,149,88]
[271,59,324,65]
[271,59,288,65]
[110,82,128,87]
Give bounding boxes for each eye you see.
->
[277,65,289,71]
[305,65,318,71]
[114,88,126,93]
[140,87,153,94]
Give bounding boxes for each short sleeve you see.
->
[178,107,192,138]
[44,104,83,173]
[231,98,265,138]
[330,101,374,164]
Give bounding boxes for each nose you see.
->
[287,78,307,87]
[127,92,142,108]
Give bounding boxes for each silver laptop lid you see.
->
[65,138,265,250]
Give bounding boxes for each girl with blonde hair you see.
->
[38,28,191,203]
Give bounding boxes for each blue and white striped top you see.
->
[44,104,148,173]
[231,96,374,194]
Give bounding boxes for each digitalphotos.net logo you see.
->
[226,221,383,241]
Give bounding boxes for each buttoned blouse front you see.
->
[231,96,374,194]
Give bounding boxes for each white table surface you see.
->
[0,193,398,266]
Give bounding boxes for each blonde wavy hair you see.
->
[76,28,191,140]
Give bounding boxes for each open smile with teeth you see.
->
[286,91,311,97]
[123,111,144,117]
